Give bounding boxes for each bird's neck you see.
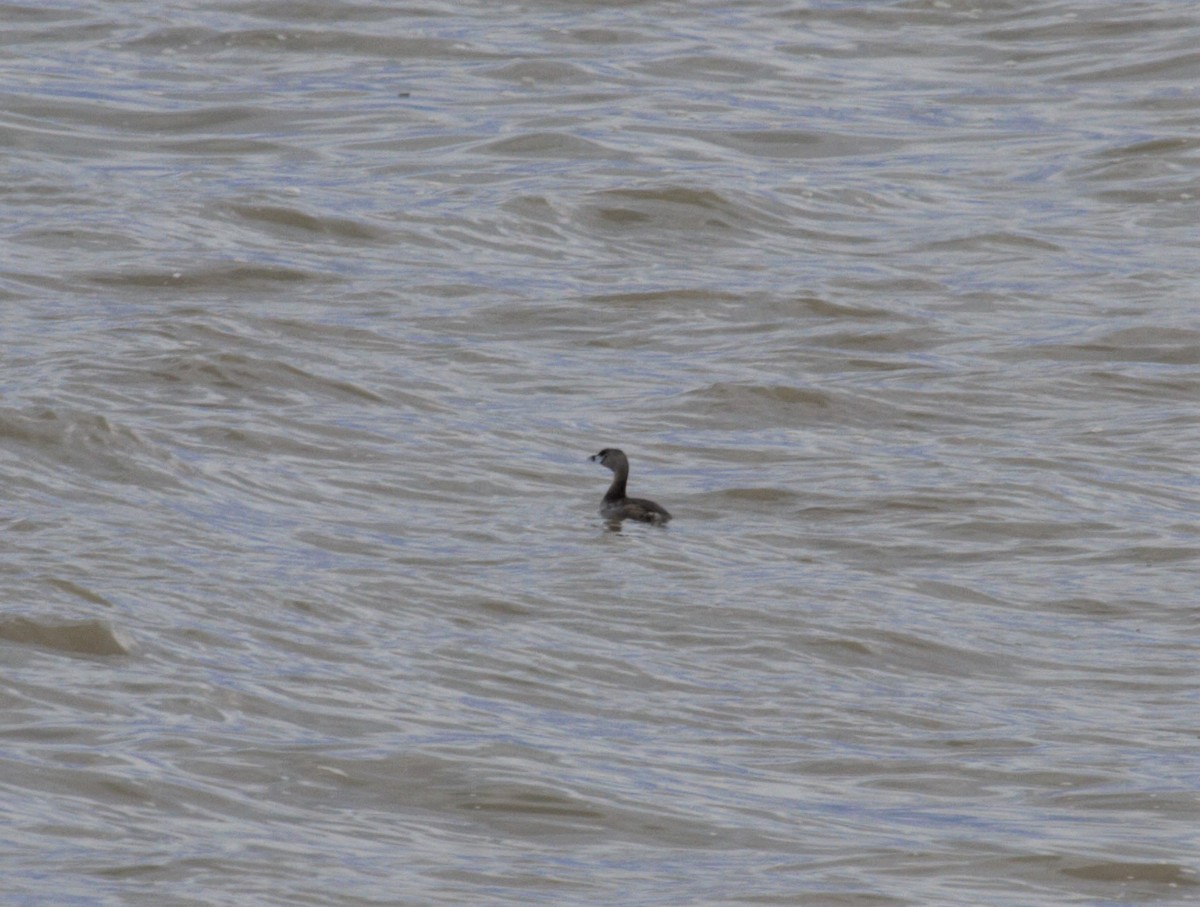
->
[603,463,628,502]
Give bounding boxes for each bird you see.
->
[589,448,671,525]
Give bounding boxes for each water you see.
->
[2,1,1198,904]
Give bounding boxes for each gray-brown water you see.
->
[3,1,1198,904]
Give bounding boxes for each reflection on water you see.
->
[2,1,1198,904]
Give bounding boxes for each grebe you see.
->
[589,448,671,525]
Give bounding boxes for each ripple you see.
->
[0,405,186,489]
[224,203,389,242]
[0,616,129,656]
[476,132,619,157]
[86,264,322,289]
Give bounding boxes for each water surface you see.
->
[2,1,1198,904]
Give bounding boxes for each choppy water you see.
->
[3,1,1199,904]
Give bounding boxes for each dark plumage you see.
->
[589,448,671,525]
